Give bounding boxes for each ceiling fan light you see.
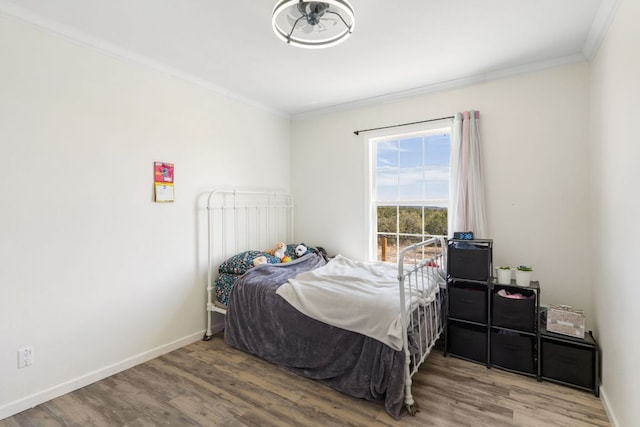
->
[272,0,355,49]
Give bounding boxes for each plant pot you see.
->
[496,268,512,284]
[515,270,532,286]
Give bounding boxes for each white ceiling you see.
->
[0,0,620,117]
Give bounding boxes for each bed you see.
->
[203,189,445,419]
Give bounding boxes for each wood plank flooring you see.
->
[1,335,610,426]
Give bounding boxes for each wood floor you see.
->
[1,335,610,427]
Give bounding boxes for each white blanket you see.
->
[276,254,434,351]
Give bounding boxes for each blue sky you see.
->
[376,132,451,206]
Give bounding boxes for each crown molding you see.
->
[0,0,289,119]
[292,53,588,120]
[582,0,622,59]
[2,0,616,121]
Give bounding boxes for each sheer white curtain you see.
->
[448,110,487,238]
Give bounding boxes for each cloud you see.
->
[376,166,450,186]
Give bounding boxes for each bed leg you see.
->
[403,346,420,416]
[403,371,420,416]
[204,301,213,341]
[406,401,420,416]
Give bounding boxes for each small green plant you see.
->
[517,265,533,271]
[497,266,511,270]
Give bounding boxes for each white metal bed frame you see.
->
[202,189,444,415]
[397,238,446,414]
[204,189,294,340]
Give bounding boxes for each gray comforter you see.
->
[224,253,408,419]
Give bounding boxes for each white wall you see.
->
[292,63,592,324]
[0,15,289,418]
[590,0,640,425]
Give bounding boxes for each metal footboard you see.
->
[397,236,446,415]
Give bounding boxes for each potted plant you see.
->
[515,265,533,286]
[496,266,512,284]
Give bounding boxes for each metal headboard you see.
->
[204,189,294,338]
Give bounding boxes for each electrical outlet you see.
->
[18,346,33,368]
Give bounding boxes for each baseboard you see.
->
[599,386,619,427]
[0,330,205,421]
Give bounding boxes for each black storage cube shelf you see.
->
[492,287,536,332]
[542,340,595,389]
[491,331,535,374]
[448,243,491,281]
[448,323,487,363]
[448,282,487,323]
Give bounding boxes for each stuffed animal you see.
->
[267,242,287,260]
[281,255,292,263]
[295,244,309,257]
[253,256,268,267]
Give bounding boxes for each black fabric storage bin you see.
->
[491,331,535,374]
[448,323,487,363]
[492,288,536,332]
[448,243,491,281]
[448,282,487,323]
[542,340,595,389]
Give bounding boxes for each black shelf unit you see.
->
[445,239,492,366]
[490,280,540,378]
[539,308,600,396]
[445,238,542,379]
[444,241,601,393]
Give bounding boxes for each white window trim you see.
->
[363,120,453,261]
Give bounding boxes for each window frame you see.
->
[365,121,452,262]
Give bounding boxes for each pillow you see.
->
[218,250,280,275]
[214,273,239,307]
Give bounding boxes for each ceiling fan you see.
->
[272,0,355,49]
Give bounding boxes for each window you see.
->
[368,127,451,262]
